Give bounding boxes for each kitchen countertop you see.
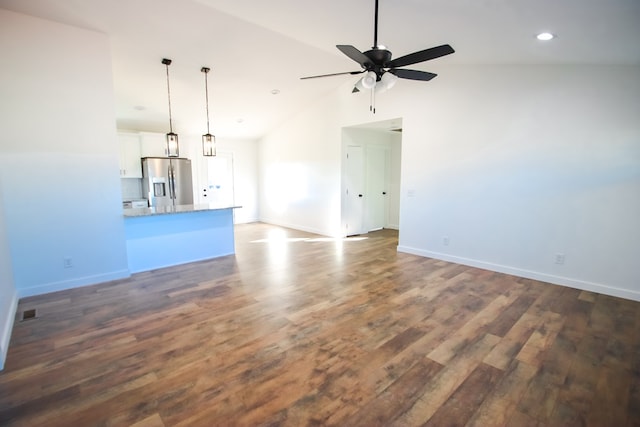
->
[123,203,241,218]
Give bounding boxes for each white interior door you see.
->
[345,145,365,236]
[365,145,388,232]
[205,152,234,206]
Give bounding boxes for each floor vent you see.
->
[21,309,37,321]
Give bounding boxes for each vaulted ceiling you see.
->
[1,0,639,139]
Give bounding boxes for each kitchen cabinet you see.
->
[139,132,169,157]
[118,132,142,178]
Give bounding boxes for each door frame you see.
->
[340,118,402,238]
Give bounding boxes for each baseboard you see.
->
[234,216,259,224]
[397,245,640,302]
[0,287,18,370]
[259,218,333,237]
[17,269,131,299]
[128,252,235,274]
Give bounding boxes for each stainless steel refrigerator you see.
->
[142,157,194,207]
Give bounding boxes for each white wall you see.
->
[258,64,640,301]
[0,10,129,298]
[398,65,640,300]
[0,177,18,370]
[258,94,343,235]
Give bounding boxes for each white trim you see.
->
[128,253,235,274]
[397,246,640,302]
[17,269,130,299]
[234,216,259,224]
[0,287,18,370]
[259,218,333,237]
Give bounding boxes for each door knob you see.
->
[382,192,387,195]
[358,194,363,197]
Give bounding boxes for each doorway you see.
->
[341,118,402,237]
[203,151,235,206]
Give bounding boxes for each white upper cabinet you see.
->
[139,132,169,157]
[118,132,142,178]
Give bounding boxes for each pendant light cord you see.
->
[165,62,174,133]
[203,67,211,134]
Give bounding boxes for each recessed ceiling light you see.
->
[536,32,555,41]
[236,118,244,123]
[271,89,280,95]
[133,105,145,111]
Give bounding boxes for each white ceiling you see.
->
[1,0,639,139]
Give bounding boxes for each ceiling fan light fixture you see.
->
[361,71,377,89]
[381,71,398,90]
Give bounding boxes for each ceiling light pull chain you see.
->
[370,86,376,114]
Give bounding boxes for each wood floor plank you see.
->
[466,360,539,427]
[345,358,443,427]
[0,223,638,426]
[423,362,504,427]
[129,413,166,427]
[394,333,502,425]
[427,293,519,365]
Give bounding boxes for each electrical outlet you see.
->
[554,253,565,265]
[443,236,450,246]
[63,257,73,268]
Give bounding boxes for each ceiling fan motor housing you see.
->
[365,48,392,66]
[364,48,392,80]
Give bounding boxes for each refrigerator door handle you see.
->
[168,165,174,200]
[172,166,177,200]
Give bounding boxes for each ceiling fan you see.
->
[301,0,454,111]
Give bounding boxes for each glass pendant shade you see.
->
[202,133,216,157]
[381,71,398,90]
[166,132,179,157]
[361,71,377,89]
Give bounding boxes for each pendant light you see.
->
[201,66,216,157]
[162,58,179,157]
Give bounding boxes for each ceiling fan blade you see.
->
[390,69,437,81]
[300,70,363,80]
[386,44,455,68]
[337,45,373,68]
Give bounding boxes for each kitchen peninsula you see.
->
[123,204,240,273]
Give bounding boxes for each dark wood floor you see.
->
[1,223,639,426]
